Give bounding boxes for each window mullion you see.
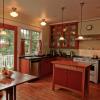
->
[30,30,32,54]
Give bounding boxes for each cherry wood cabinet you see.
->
[39,59,51,77]
[67,70,82,91]
[50,22,79,48]
[19,58,30,74]
[54,68,82,91]
[19,57,55,78]
[39,58,55,77]
[52,60,90,99]
[53,68,68,87]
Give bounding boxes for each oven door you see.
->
[90,60,99,83]
[90,64,94,71]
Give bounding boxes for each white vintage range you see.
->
[73,57,100,83]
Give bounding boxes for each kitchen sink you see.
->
[25,56,42,59]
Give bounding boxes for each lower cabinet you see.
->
[53,67,82,91]
[68,70,82,91]
[19,58,54,78]
[52,62,90,100]
[54,68,68,86]
[19,59,30,74]
[39,58,54,77]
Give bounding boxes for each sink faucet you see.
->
[70,51,74,57]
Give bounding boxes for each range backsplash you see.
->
[50,48,100,58]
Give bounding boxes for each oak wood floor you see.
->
[1,76,100,100]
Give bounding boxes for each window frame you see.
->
[20,28,41,55]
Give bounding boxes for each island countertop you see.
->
[52,60,91,68]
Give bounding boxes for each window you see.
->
[20,29,41,55]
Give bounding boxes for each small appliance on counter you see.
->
[92,55,98,59]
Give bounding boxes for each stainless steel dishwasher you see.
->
[30,61,39,77]
[25,56,41,78]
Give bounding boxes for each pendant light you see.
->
[40,19,47,26]
[59,7,65,41]
[10,7,18,17]
[76,2,84,40]
[0,0,6,35]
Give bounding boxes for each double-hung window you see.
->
[20,29,41,55]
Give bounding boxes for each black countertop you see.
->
[73,55,100,61]
[19,55,56,62]
[19,55,100,61]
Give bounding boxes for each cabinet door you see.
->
[54,68,68,86]
[20,59,30,74]
[39,59,53,77]
[69,23,79,48]
[69,34,76,47]
[68,70,82,91]
[50,26,58,48]
[50,22,79,48]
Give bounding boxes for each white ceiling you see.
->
[0,0,100,26]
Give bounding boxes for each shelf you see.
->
[81,35,100,40]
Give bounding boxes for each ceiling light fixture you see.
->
[10,7,18,17]
[40,19,47,26]
[76,2,84,40]
[59,7,65,41]
[0,0,6,35]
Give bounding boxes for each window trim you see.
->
[20,28,41,55]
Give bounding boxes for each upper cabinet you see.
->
[50,22,79,49]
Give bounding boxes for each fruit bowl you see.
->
[2,69,13,78]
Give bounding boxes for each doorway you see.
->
[0,24,18,70]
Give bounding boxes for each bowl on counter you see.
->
[2,69,13,78]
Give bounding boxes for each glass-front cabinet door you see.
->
[69,24,78,48]
[70,33,76,47]
[50,22,78,48]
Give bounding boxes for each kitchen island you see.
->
[52,60,90,99]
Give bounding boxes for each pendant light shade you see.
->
[10,7,18,17]
[40,19,47,26]
[59,36,65,40]
[0,0,6,35]
[76,2,84,40]
[77,35,84,40]
[59,7,65,41]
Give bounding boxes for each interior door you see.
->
[0,23,18,70]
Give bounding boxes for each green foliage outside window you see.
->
[32,31,40,53]
[20,29,40,55]
[0,29,14,69]
[0,30,14,55]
